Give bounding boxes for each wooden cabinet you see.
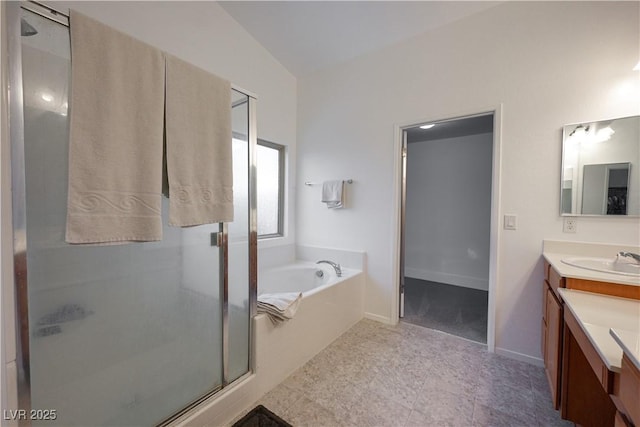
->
[619,354,640,426]
[542,261,564,409]
[541,249,640,427]
[561,307,617,426]
[543,251,640,426]
[544,286,563,408]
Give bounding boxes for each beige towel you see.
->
[66,10,165,244]
[257,292,303,324]
[165,54,233,226]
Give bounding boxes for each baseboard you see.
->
[495,346,543,367]
[364,312,394,325]
[405,267,488,291]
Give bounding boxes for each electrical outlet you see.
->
[563,217,577,233]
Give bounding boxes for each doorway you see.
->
[399,113,495,344]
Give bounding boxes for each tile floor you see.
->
[254,319,573,427]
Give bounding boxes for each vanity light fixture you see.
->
[595,126,614,142]
[569,124,614,145]
[419,124,435,129]
[569,125,588,138]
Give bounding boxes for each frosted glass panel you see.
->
[257,144,281,236]
[19,9,240,426]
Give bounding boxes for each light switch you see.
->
[504,214,517,230]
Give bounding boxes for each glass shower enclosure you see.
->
[7,3,257,426]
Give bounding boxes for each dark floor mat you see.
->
[232,405,292,427]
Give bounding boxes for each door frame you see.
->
[391,105,503,352]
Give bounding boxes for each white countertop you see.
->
[543,240,640,287]
[559,288,640,372]
[610,328,640,371]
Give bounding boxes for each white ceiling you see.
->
[218,1,502,77]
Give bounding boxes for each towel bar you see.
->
[304,179,353,186]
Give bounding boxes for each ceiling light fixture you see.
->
[419,124,435,130]
[41,93,53,102]
[634,61,640,71]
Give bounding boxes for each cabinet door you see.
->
[620,355,640,426]
[542,281,548,356]
[544,287,562,409]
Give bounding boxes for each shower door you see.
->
[12,5,253,426]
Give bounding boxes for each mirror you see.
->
[561,115,639,216]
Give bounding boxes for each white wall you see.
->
[405,133,493,291]
[296,1,640,360]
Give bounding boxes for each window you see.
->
[257,139,285,238]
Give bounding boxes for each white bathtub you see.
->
[175,254,366,427]
[251,260,364,400]
[258,261,360,296]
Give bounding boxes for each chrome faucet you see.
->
[618,251,640,263]
[316,260,342,277]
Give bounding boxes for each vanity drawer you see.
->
[544,260,551,281]
[548,265,565,297]
[565,277,640,300]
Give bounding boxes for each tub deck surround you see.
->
[295,244,366,271]
[257,244,365,273]
[258,261,361,295]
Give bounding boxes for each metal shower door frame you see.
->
[4,2,258,424]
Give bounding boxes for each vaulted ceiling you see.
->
[218,1,502,77]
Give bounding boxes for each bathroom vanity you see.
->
[542,241,640,427]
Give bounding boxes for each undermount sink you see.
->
[562,257,640,277]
